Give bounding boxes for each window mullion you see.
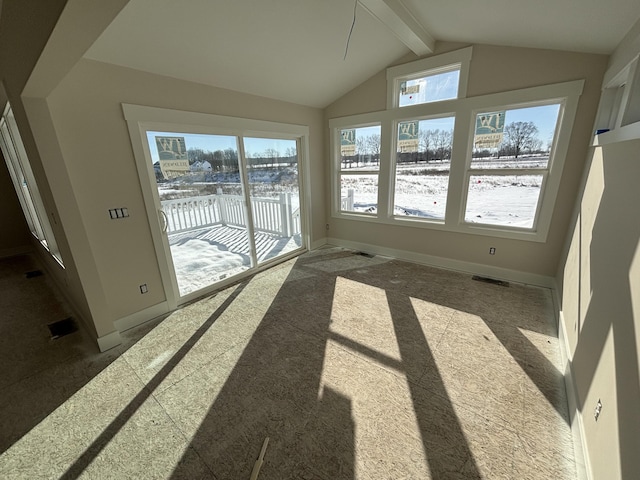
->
[445,107,471,227]
[377,118,393,219]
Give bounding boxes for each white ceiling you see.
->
[84,0,640,109]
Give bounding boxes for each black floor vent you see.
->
[472,275,509,287]
[354,251,375,258]
[47,317,78,339]
[25,270,43,278]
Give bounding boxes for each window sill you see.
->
[592,121,640,146]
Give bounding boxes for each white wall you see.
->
[557,138,640,480]
[44,59,325,339]
[325,44,608,279]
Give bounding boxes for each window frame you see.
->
[333,122,383,217]
[0,103,63,265]
[330,51,583,242]
[460,99,565,232]
[386,47,473,109]
[389,112,457,223]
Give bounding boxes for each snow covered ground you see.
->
[342,157,545,227]
[159,159,544,295]
[171,239,249,295]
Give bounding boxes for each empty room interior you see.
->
[1,1,640,479]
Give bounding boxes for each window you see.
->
[398,68,460,107]
[393,116,455,220]
[464,103,561,229]
[387,47,472,109]
[331,47,583,242]
[0,104,63,265]
[336,124,381,215]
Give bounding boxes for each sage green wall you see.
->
[325,44,608,278]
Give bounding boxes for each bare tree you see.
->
[502,121,540,158]
[366,134,381,166]
[355,136,367,167]
[433,129,453,160]
[264,148,280,168]
[419,130,432,162]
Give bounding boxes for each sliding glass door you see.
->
[244,137,302,264]
[141,128,306,300]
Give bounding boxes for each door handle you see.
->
[159,209,168,233]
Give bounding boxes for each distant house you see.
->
[190,161,212,172]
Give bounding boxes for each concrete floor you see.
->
[0,247,577,479]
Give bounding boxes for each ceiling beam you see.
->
[359,0,435,56]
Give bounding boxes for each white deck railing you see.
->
[341,189,354,211]
[161,192,300,237]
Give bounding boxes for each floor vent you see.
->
[472,275,509,287]
[25,270,43,278]
[354,251,375,258]
[47,317,78,339]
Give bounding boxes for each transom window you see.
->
[398,68,460,107]
[387,47,472,109]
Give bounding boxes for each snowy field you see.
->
[342,157,545,228]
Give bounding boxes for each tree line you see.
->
[186,147,297,172]
[341,120,547,168]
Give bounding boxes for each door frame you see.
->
[123,103,311,310]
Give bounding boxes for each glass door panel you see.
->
[146,131,252,296]
[243,137,303,264]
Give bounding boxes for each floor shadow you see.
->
[2,247,568,477]
[386,290,482,479]
[59,282,251,479]
[168,251,355,479]
[337,256,570,422]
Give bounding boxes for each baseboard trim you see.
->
[555,289,592,480]
[326,237,555,287]
[96,330,122,352]
[310,237,328,250]
[114,301,170,333]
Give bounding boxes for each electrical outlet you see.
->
[489,247,496,255]
[594,399,602,421]
[326,223,330,230]
[139,284,148,294]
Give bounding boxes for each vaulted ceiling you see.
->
[84,0,640,108]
